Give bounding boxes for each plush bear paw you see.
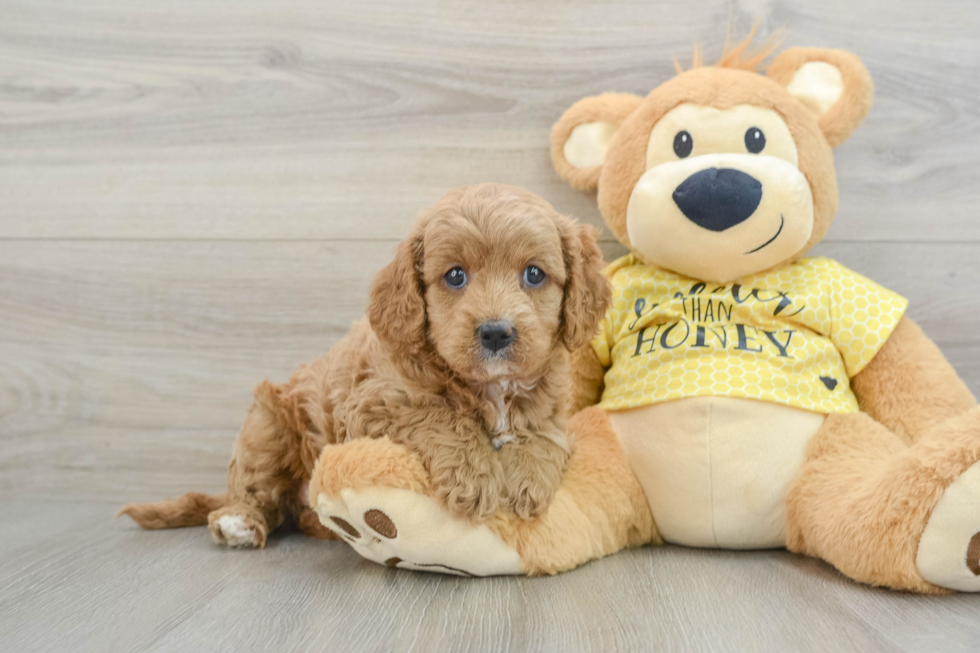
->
[917,460,980,591]
[309,438,523,577]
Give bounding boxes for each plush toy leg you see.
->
[309,407,658,576]
[786,407,980,593]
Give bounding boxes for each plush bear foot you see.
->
[309,438,523,576]
[917,460,980,591]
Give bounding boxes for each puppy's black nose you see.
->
[672,167,763,232]
[478,320,515,353]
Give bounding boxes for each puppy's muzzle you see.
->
[478,320,515,354]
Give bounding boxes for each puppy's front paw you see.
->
[508,476,553,520]
[438,471,504,522]
[207,507,267,548]
[499,439,568,520]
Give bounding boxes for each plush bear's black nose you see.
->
[478,320,515,353]
[672,167,763,232]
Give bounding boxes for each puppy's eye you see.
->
[444,266,467,288]
[745,127,766,154]
[673,131,693,158]
[523,265,545,287]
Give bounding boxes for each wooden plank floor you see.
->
[2,0,980,651]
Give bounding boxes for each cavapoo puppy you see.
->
[119,183,611,548]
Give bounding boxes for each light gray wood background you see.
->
[2,0,980,651]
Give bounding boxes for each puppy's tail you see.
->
[116,492,227,529]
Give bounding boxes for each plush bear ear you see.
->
[767,47,874,148]
[551,93,643,191]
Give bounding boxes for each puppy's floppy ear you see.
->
[367,230,427,355]
[551,93,643,192]
[558,219,612,351]
[768,47,874,148]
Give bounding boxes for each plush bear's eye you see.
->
[745,127,766,154]
[444,266,467,288]
[673,131,693,158]
[523,265,545,287]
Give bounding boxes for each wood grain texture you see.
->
[1,0,979,242]
[2,0,980,650]
[1,501,979,653]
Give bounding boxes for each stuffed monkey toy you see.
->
[308,39,980,593]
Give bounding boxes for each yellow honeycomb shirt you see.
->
[592,255,908,414]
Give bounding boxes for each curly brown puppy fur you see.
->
[119,183,611,548]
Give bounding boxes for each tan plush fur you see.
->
[310,437,433,498]
[119,183,611,546]
[767,48,874,148]
[487,406,660,575]
[539,39,980,591]
[851,317,977,444]
[783,318,979,592]
[786,406,980,594]
[590,65,840,263]
[551,92,643,191]
[307,407,659,576]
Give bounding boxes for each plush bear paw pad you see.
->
[313,485,523,577]
[917,461,980,591]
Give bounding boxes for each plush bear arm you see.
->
[851,316,976,443]
[308,408,658,577]
[490,406,660,575]
[570,344,605,414]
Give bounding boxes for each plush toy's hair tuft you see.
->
[674,25,783,74]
